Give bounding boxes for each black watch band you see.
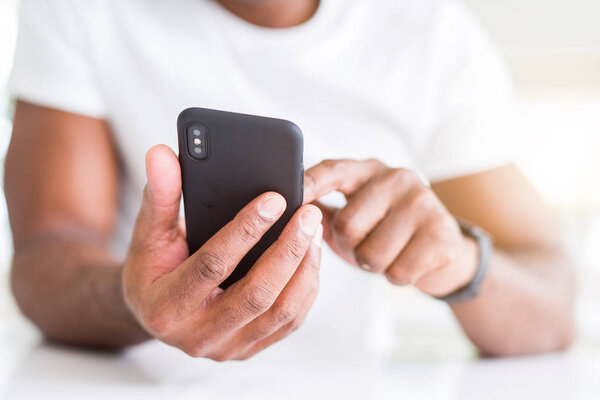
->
[435,220,493,304]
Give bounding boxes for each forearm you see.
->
[451,247,575,356]
[11,236,150,349]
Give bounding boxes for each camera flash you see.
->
[187,125,208,160]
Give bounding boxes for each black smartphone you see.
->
[177,107,304,289]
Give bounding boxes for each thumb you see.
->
[312,201,336,244]
[313,201,358,266]
[139,144,182,236]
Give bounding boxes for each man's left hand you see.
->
[304,159,478,297]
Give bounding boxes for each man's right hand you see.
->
[122,145,323,361]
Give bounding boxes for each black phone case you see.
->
[177,108,304,289]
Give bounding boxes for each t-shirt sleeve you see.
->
[8,0,106,118]
[418,0,520,183]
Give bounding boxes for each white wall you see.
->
[465,0,600,96]
[469,0,600,341]
[0,1,599,297]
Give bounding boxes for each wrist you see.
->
[429,234,478,298]
[91,264,151,344]
[453,235,479,293]
[435,221,493,303]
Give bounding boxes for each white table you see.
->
[2,317,600,400]
[2,270,600,400]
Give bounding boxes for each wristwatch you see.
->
[435,220,493,304]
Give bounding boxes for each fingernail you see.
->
[258,194,286,220]
[301,208,322,236]
[360,263,372,271]
[312,224,323,247]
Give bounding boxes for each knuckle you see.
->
[210,305,242,333]
[401,167,419,181]
[192,250,229,283]
[183,340,208,358]
[235,352,255,361]
[274,301,298,325]
[332,214,358,239]
[242,285,275,315]
[426,217,460,267]
[368,173,393,194]
[387,167,406,182]
[433,213,459,233]
[304,171,316,189]
[407,188,435,210]
[438,241,457,267]
[378,168,420,199]
[354,250,370,267]
[320,159,346,189]
[366,158,386,169]
[387,168,413,185]
[248,324,272,342]
[281,237,308,262]
[385,268,413,286]
[441,247,457,267]
[354,248,380,272]
[321,158,341,172]
[235,213,264,241]
[288,317,304,333]
[142,308,174,337]
[182,347,198,358]
[209,352,232,363]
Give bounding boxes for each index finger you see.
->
[206,204,322,332]
[154,192,287,311]
[303,159,387,204]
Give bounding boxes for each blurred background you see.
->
[1,0,599,346]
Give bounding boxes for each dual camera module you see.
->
[187,124,208,160]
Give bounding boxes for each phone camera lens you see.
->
[187,125,208,160]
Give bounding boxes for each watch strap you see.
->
[435,220,493,303]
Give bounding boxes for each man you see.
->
[5,0,574,362]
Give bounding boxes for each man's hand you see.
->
[122,145,323,361]
[304,159,477,297]
[6,102,573,356]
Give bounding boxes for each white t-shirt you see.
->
[9,0,517,361]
